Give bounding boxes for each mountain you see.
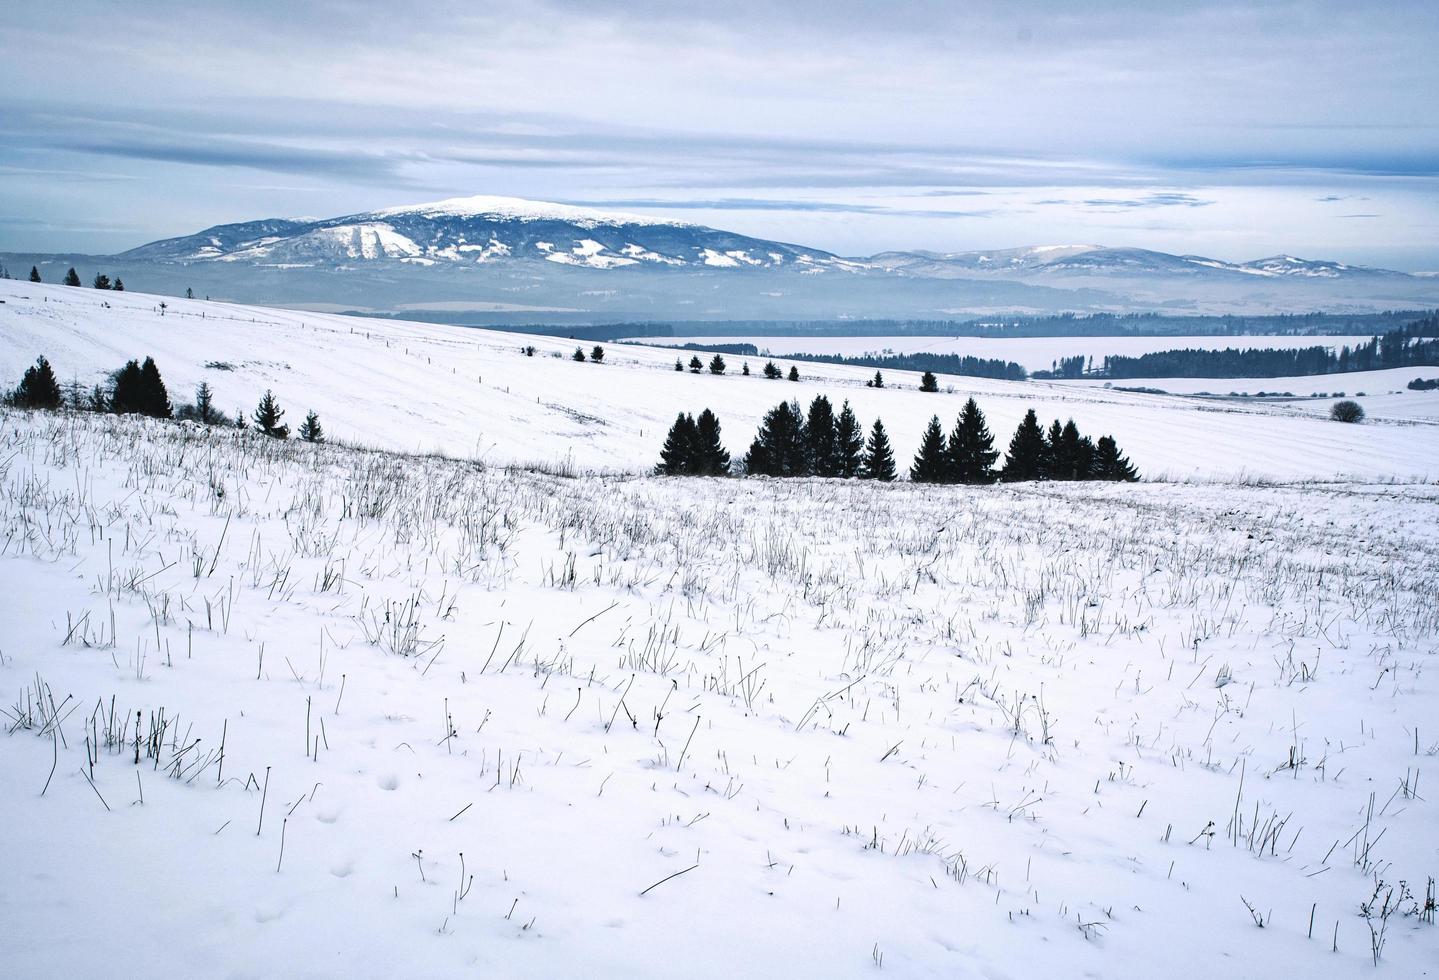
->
[122,195,862,273]
[7,195,1439,319]
[870,245,1407,281]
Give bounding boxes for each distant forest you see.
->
[780,350,1028,382]
[1099,316,1439,379]
[533,310,1435,341]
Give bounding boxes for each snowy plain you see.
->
[2,279,1435,483]
[1,281,1437,978]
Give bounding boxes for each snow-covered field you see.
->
[630,334,1379,372]
[1057,368,1439,424]
[1,409,1436,978]
[3,280,1436,482]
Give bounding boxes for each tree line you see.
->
[1099,319,1439,379]
[5,355,324,442]
[780,350,1027,382]
[657,396,1138,483]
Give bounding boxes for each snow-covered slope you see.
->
[119,195,854,272]
[2,278,1436,481]
[1,407,1436,978]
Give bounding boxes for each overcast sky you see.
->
[2,0,1437,267]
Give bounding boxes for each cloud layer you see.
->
[2,1,1436,267]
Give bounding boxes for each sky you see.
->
[2,0,1437,268]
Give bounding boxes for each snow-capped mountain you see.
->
[122,195,859,272]
[870,245,1405,281]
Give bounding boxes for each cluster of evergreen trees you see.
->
[5,355,325,443]
[28,266,126,290]
[782,350,1026,382]
[655,395,1139,483]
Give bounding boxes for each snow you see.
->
[370,195,691,229]
[0,408,1435,978]
[1,280,1437,977]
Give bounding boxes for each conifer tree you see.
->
[804,395,839,477]
[1073,435,1096,481]
[87,385,109,413]
[741,362,750,376]
[1052,420,1083,480]
[744,401,808,476]
[658,412,699,475]
[861,419,896,481]
[709,354,726,375]
[675,358,684,372]
[299,410,324,443]
[910,416,949,482]
[93,273,112,290]
[870,371,884,389]
[235,410,247,431]
[63,268,81,287]
[29,266,41,283]
[253,390,289,438]
[572,347,587,362]
[763,361,781,379]
[835,400,864,478]
[694,409,731,476]
[787,365,800,382]
[946,398,998,484]
[1044,419,1065,479]
[110,360,145,414]
[194,381,220,425]
[1000,409,1047,482]
[590,345,605,363]
[113,279,124,291]
[919,371,939,393]
[10,356,63,410]
[138,356,171,418]
[689,355,703,374]
[1093,436,1139,481]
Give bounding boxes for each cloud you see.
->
[560,197,996,218]
[1038,192,1216,211]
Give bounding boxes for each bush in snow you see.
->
[1331,400,1365,423]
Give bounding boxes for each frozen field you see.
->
[1057,368,1439,424]
[3,280,1436,482]
[631,334,1379,372]
[1,409,1436,978]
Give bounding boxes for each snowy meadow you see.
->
[1,403,1436,977]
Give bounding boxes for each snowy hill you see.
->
[2,279,1438,977]
[2,278,1435,481]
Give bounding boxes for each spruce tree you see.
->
[675,358,684,372]
[1054,420,1083,480]
[29,266,41,283]
[1000,409,1047,482]
[946,398,998,484]
[87,385,109,413]
[10,356,63,410]
[763,361,781,379]
[113,279,124,292]
[1073,435,1096,481]
[741,362,750,376]
[93,273,112,290]
[860,419,896,482]
[910,416,949,482]
[1093,436,1139,481]
[689,355,703,374]
[658,412,699,475]
[709,354,726,375]
[1044,419,1065,480]
[871,371,884,389]
[138,356,171,418]
[253,390,289,438]
[805,395,839,477]
[590,345,605,363]
[195,381,219,425]
[787,366,800,382]
[299,411,324,443]
[919,371,939,393]
[694,409,731,476]
[572,347,587,362]
[110,360,145,414]
[745,401,808,476]
[835,400,864,478]
[63,268,81,287]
